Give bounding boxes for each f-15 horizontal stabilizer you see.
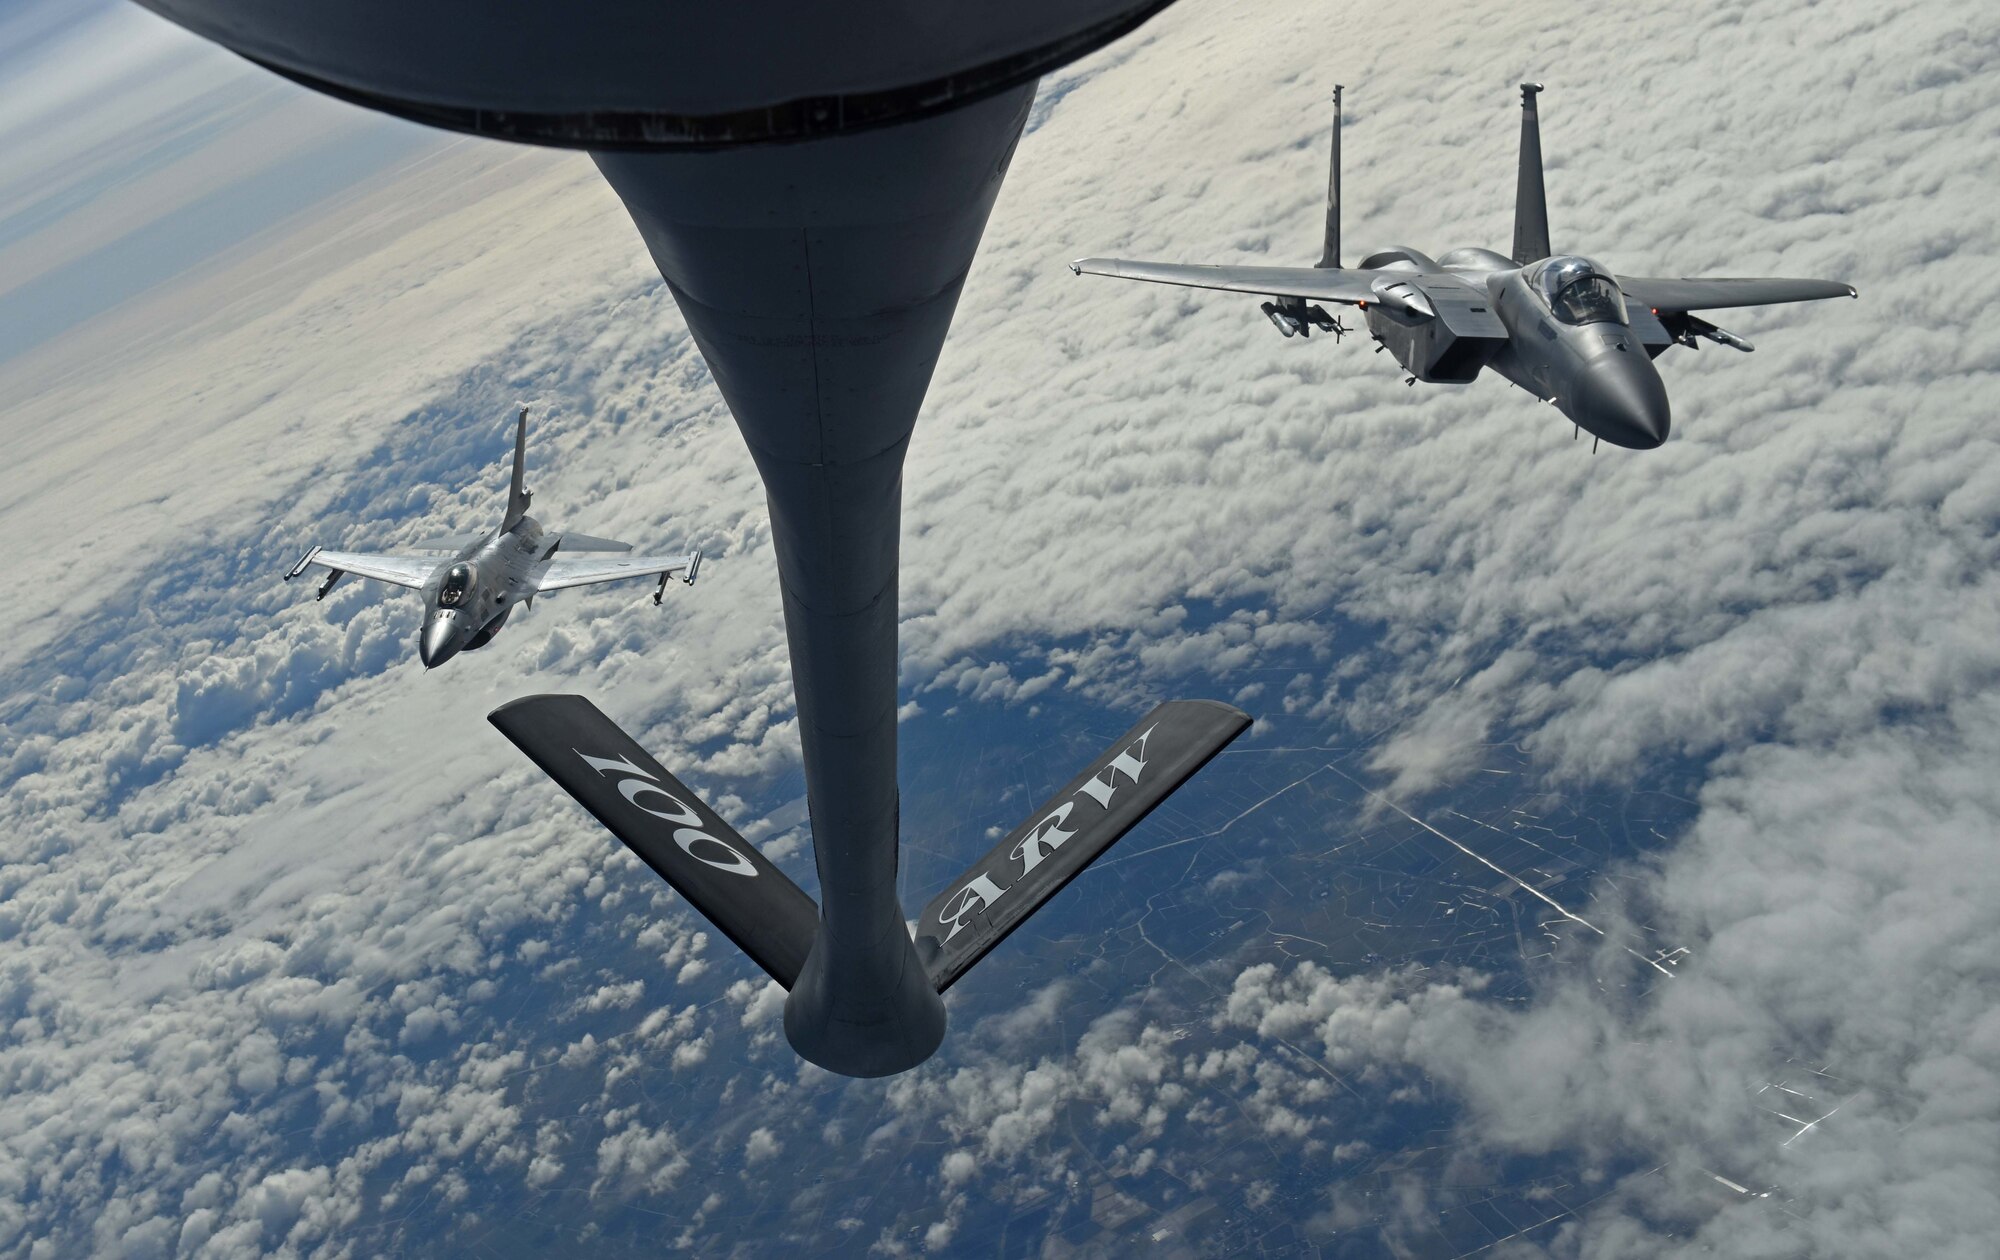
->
[914,699,1252,992]
[489,694,819,989]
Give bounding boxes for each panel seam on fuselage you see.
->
[802,226,827,467]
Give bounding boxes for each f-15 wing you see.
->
[1616,275,1856,315]
[535,550,701,594]
[285,546,439,591]
[1070,258,1399,305]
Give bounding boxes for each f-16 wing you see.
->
[1616,275,1856,315]
[1070,258,1400,305]
[284,546,438,591]
[535,549,701,594]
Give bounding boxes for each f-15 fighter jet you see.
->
[283,408,701,668]
[1073,85,1856,450]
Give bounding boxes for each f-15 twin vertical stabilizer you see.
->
[1512,82,1550,264]
[1316,85,1343,270]
[490,694,818,987]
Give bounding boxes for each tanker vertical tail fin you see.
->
[502,406,533,531]
[1316,85,1344,269]
[490,694,820,989]
[1512,82,1551,264]
[914,700,1251,992]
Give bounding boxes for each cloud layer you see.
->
[0,0,1996,1254]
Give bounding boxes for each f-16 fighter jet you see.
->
[1073,85,1856,450]
[283,408,701,668]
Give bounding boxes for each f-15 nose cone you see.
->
[419,618,460,669]
[1574,354,1671,449]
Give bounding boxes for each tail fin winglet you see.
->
[1512,82,1550,264]
[914,699,1252,992]
[489,694,819,989]
[503,406,533,530]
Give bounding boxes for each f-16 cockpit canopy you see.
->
[1529,255,1627,326]
[438,563,474,608]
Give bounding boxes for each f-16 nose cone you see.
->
[419,618,459,669]
[1574,355,1671,449]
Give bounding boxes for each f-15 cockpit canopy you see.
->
[1529,255,1627,326]
[438,563,474,608]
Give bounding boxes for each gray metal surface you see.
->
[128,0,1175,147]
[1074,84,1855,450]
[592,86,1037,1075]
[1317,86,1343,269]
[1512,83,1551,265]
[1615,276,1858,311]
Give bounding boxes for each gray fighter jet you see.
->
[1073,85,1857,450]
[283,408,700,668]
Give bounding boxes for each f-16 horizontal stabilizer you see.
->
[914,699,1252,992]
[554,532,633,554]
[489,694,819,989]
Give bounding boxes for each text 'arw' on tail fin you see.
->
[914,699,1251,992]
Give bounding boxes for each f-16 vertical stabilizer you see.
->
[490,694,819,988]
[502,406,533,532]
[914,700,1252,992]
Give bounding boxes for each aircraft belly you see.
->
[129,0,1174,144]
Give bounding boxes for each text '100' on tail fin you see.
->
[914,699,1252,992]
[488,694,818,989]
